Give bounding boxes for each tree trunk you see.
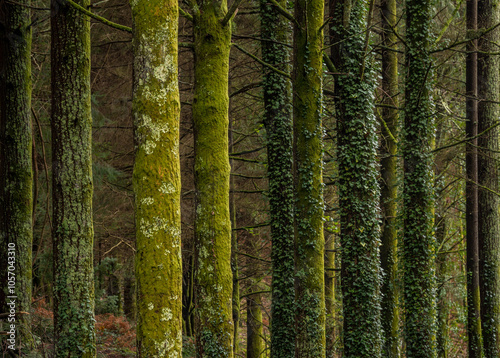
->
[131,0,182,355]
[379,0,400,355]
[192,0,234,356]
[477,0,500,355]
[246,292,264,358]
[465,0,483,355]
[260,0,295,357]
[51,0,96,354]
[293,0,325,355]
[402,0,437,355]
[330,1,383,356]
[0,0,33,351]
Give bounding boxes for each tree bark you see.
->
[51,0,96,354]
[293,0,325,356]
[0,0,33,350]
[192,0,234,356]
[465,0,483,355]
[379,0,400,355]
[131,0,182,355]
[477,0,500,355]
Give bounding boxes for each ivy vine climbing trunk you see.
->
[330,0,382,356]
[403,0,437,355]
[191,0,234,356]
[0,0,33,351]
[131,0,182,356]
[51,0,96,355]
[465,0,483,355]
[477,0,500,355]
[293,0,325,356]
[260,0,295,357]
[379,0,400,356]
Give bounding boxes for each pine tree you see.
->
[51,0,96,354]
[293,0,325,356]
[330,0,382,356]
[131,0,182,355]
[260,0,295,357]
[0,0,33,350]
[402,0,437,355]
[191,0,234,355]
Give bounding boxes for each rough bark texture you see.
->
[246,293,264,358]
[260,1,295,357]
[379,0,400,356]
[403,0,437,356]
[192,0,233,356]
[331,1,382,356]
[131,0,182,356]
[0,0,33,350]
[293,0,325,356]
[477,0,500,355]
[465,0,483,355]
[51,0,96,355]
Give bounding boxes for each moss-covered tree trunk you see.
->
[131,0,182,356]
[51,0,95,354]
[293,0,325,356]
[246,292,264,358]
[0,0,33,351]
[379,0,400,356]
[402,0,437,356]
[330,1,382,356]
[477,0,500,355]
[324,235,336,358]
[229,118,240,356]
[192,1,233,356]
[465,0,483,355]
[260,0,295,357]
[435,215,448,358]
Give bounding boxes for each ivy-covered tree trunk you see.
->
[379,0,400,356]
[293,0,325,356]
[246,292,264,358]
[260,0,295,357]
[403,0,437,356]
[131,0,182,356]
[192,1,233,356]
[477,0,500,355]
[51,0,96,355]
[465,0,483,355]
[0,0,33,350]
[330,1,382,356]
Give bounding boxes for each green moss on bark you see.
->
[192,1,233,357]
[131,0,182,356]
[51,0,95,355]
[0,0,33,350]
[293,0,325,356]
[331,1,383,356]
